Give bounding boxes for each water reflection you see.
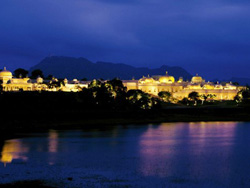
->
[138,122,237,179]
[0,139,29,167]
[1,122,250,187]
[0,130,60,166]
[48,130,58,153]
[48,130,59,165]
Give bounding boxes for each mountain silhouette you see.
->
[30,56,192,80]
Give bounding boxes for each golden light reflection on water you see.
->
[0,139,29,167]
[139,122,238,178]
[48,129,58,153]
[0,130,60,166]
[48,130,59,165]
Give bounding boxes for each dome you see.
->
[191,74,204,83]
[36,76,43,84]
[177,77,183,83]
[0,67,12,79]
[215,84,223,89]
[224,83,237,90]
[64,78,68,84]
[159,71,175,83]
[203,82,215,89]
[139,76,155,83]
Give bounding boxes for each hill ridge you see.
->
[30,56,192,80]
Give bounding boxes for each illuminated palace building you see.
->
[123,72,244,100]
[0,67,88,92]
[0,68,244,100]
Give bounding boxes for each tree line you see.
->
[10,68,88,81]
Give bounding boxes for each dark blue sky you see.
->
[1,0,250,80]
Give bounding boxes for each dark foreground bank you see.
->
[1,106,250,133]
[1,91,250,134]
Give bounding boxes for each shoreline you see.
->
[1,106,250,135]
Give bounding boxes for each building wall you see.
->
[123,81,138,90]
[2,84,33,91]
[122,80,242,101]
[173,89,238,100]
[0,69,243,101]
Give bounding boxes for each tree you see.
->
[14,68,29,78]
[106,78,127,98]
[242,90,250,100]
[188,91,199,106]
[234,89,250,105]
[47,78,64,90]
[232,82,239,86]
[78,87,95,107]
[200,94,216,104]
[200,94,208,105]
[158,91,172,102]
[127,89,144,104]
[234,94,241,104]
[127,90,154,109]
[207,94,216,101]
[138,93,152,109]
[0,80,3,93]
[107,78,126,91]
[180,97,189,105]
[31,69,44,79]
[92,85,114,108]
[46,74,54,80]
[88,79,102,88]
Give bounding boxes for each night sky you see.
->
[1,0,250,80]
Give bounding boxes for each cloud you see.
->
[93,0,140,4]
[0,0,250,79]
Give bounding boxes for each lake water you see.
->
[1,122,250,187]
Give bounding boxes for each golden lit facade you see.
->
[0,68,244,100]
[0,67,33,91]
[123,72,244,100]
[0,68,88,92]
